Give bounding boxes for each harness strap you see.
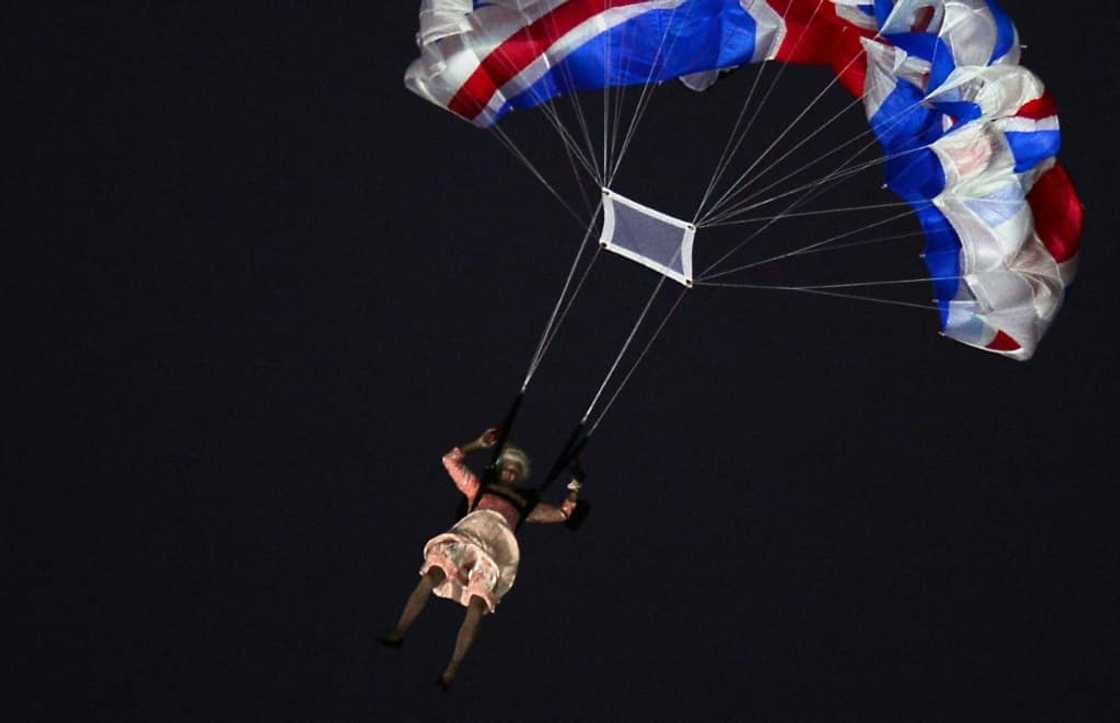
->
[540,421,590,493]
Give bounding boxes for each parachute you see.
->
[405,0,1083,361]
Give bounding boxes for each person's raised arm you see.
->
[525,478,582,524]
[442,427,499,499]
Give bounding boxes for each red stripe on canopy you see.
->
[987,330,1023,352]
[448,0,648,120]
[1028,163,1083,264]
[1016,92,1059,120]
[770,0,877,97]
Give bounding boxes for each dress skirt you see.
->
[420,509,520,613]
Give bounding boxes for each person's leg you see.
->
[380,567,447,646]
[438,595,488,687]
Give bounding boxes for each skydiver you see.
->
[379,427,583,689]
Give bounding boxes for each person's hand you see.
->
[460,427,499,454]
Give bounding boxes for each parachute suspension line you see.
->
[509,19,597,215]
[562,74,604,184]
[541,8,605,185]
[704,81,970,226]
[544,47,603,215]
[540,57,603,184]
[707,181,1025,277]
[560,74,603,185]
[692,0,809,222]
[602,1,613,180]
[696,165,907,280]
[485,72,600,187]
[702,275,964,291]
[522,204,604,391]
[533,245,605,379]
[533,81,593,178]
[561,131,596,217]
[607,1,644,179]
[608,12,639,181]
[489,126,587,225]
[701,207,923,281]
[693,282,944,312]
[569,98,604,184]
[607,1,686,182]
[792,229,927,257]
[705,66,972,224]
[537,95,604,186]
[535,55,599,213]
[608,1,696,185]
[705,134,1025,230]
[695,90,949,277]
[697,92,867,225]
[581,276,667,424]
[485,34,603,185]
[692,58,778,224]
[691,0,806,221]
[589,287,687,435]
[705,199,924,227]
[697,35,874,224]
[703,124,887,225]
[697,227,928,266]
[539,244,678,492]
[704,131,904,226]
[606,71,656,185]
[704,143,929,224]
[694,13,976,320]
[692,0,833,222]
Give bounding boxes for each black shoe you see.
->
[436,674,453,691]
[378,633,403,649]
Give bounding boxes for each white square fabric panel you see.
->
[598,188,695,287]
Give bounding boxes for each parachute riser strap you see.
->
[539,421,590,494]
[455,391,526,523]
[471,391,526,513]
[547,425,592,530]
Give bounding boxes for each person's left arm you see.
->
[524,479,581,524]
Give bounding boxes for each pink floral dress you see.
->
[419,448,522,614]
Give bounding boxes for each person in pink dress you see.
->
[380,427,583,688]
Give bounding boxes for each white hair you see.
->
[497,445,531,481]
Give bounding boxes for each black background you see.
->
[16,2,1120,720]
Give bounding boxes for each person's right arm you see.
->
[441,428,498,499]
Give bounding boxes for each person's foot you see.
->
[378,631,403,649]
[437,670,456,690]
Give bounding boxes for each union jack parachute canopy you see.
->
[405,0,1083,360]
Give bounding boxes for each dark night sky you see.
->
[16,3,1120,721]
